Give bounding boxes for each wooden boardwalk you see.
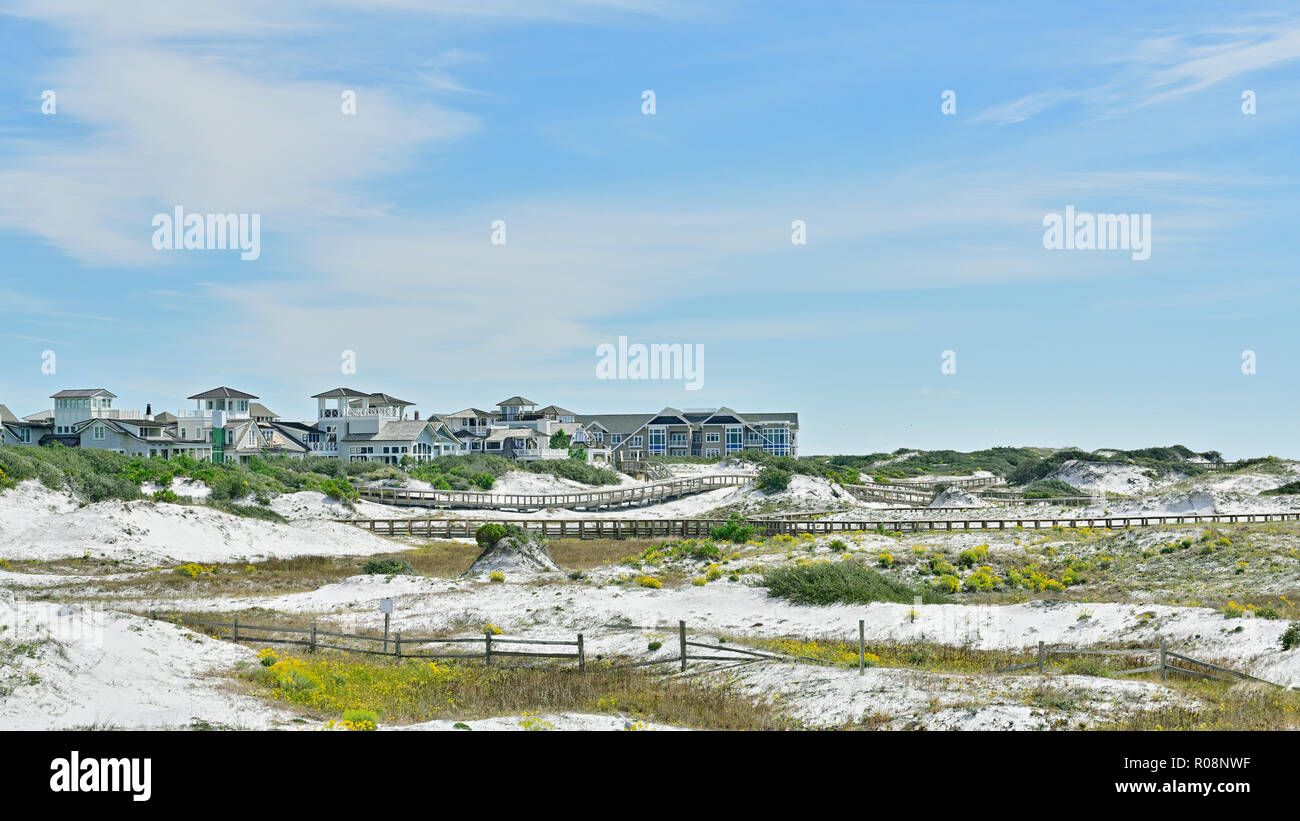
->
[355,473,751,512]
[341,510,1300,540]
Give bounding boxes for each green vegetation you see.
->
[360,557,416,575]
[241,653,788,730]
[757,467,792,494]
[761,561,948,606]
[1283,623,1300,652]
[1022,479,1085,498]
[709,515,757,543]
[475,522,525,548]
[1262,480,1300,497]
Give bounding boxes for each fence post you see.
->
[1159,638,1167,681]
[485,631,493,666]
[1037,641,1045,675]
[577,633,585,671]
[395,631,402,660]
[859,620,865,676]
[679,620,687,672]
[309,621,317,654]
[150,609,157,621]
[232,615,239,643]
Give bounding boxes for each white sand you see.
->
[0,598,289,730]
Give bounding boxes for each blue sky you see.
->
[2,1,1299,457]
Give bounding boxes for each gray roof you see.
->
[250,402,279,419]
[312,387,371,399]
[342,420,433,442]
[22,410,53,422]
[366,393,414,406]
[538,404,576,416]
[0,404,16,424]
[496,395,537,407]
[573,413,654,435]
[444,407,495,417]
[51,389,116,399]
[188,387,257,400]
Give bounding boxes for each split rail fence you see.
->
[995,638,1285,687]
[148,613,779,673]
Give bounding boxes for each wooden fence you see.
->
[355,473,751,512]
[150,610,587,667]
[149,613,781,673]
[340,509,1300,540]
[995,639,1285,687]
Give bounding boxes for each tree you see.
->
[549,430,570,449]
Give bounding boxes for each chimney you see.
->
[145,403,153,419]
[414,410,420,420]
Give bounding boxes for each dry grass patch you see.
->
[548,538,665,570]
[238,651,790,730]
[1096,680,1300,730]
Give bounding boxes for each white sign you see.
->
[379,598,393,615]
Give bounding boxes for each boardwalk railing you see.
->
[355,473,751,511]
[841,482,935,506]
[340,510,1300,540]
[890,476,1007,491]
[995,639,1286,687]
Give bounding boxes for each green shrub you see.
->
[710,515,757,543]
[761,562,948,606]
[341,708,379,730]
[757,467,792,494]
[361,557,416,575]
[475,523,509,547]
[471,473,495,490]
[931,574,960,594]
[1283,623,1300,652]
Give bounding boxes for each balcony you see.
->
[320,408,402,419]
[177,409,250,419]
[90,409,141,420]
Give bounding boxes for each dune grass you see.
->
[239,650,790,729]
[761,560,948,606]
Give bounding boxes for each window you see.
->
[93,425,105,441]
[630,435,643,448]
[670,433,687,445]
[725,425,742,453]
[705,447,720,457]
[705,432,720,443]
[611,434,623,444]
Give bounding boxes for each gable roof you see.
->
[23,410,53,422]
[152,411,178,424]
[312,387,370,399]
[0,404,16,424]
[342,420,433,442]
[538,404,576,416]
[249,402,279,419]
[366,393,414,407]
[51,389,116,399]
[444,407,495,418]
[188,387,258,400]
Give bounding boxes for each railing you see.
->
[995,639,1285,687]
[841,482,935,506]
[355,473,751,511]
[177,409,249,419]
[340,509,1300,540]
